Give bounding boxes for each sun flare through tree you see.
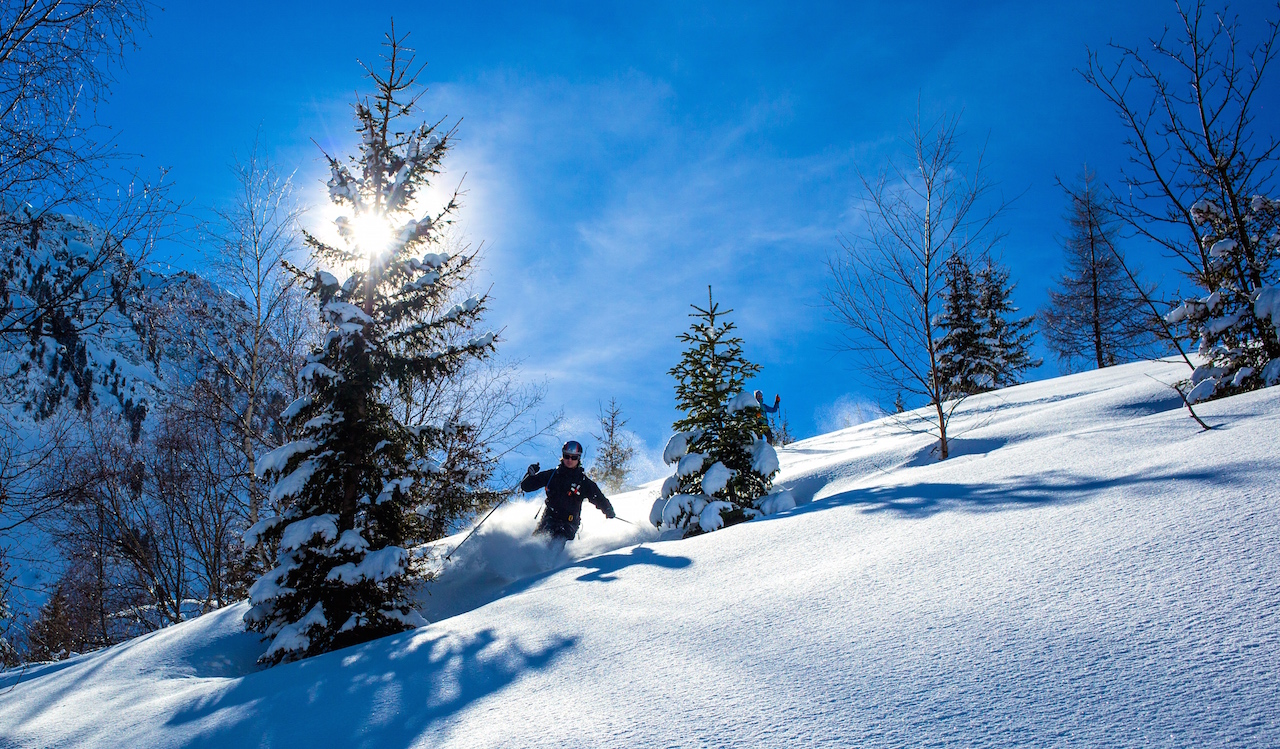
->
[243,27,498,666]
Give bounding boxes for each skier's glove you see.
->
[604,505,616,520]
[525,463,540,478]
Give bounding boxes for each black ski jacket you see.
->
[521,463,613,537]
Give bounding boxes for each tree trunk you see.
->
[935,399,949,460]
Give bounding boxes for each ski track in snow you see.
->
[1,359,1278,748]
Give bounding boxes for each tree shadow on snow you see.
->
[419,544,692,629]
[775,466,1242,521]
[1110,392,1186,418]
[568,545,692,583]
[168,625,575,749]
[896,437,1009,469]
[495,545,693,599]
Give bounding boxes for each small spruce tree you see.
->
[650,287,779,536]
[935,252,987,397]
[244,30,496,666]
[589,398,635,493]
[976,258,1039,389]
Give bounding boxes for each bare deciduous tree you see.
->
[0,0,168,346]
[197,145,312,528]
[768,410,794,447]
[0,0,147,207]
[1083,1,1280,395]
[825,112,1007,460]
[150,403,247,610]
[52,414,190,637]
[401,355,561,536]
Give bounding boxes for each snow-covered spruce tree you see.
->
[934,252,987,397]
[1040,170,1154,371]
[1167,196,1280,401]
[244,31,496,666]
[650,288,782,537]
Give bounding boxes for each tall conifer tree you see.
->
[244,29,496,665]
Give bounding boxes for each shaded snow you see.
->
[2,359,1279,748]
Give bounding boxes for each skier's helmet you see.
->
[753,389,764,402]
[562,440,584,460]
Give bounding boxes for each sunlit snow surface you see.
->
[2,359,1278,748]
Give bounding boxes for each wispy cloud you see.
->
[356,70,874,457]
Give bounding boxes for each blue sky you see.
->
[100,0,1208,474]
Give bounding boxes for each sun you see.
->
[351,212,394,259]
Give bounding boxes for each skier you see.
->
[522,440,616,547]
[754,389,781,445]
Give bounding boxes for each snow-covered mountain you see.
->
[0,211,280,627]
[1,210,270,429]
[1,359,1277,747]
[0,208,267,432]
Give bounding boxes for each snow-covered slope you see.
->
[2,360,1277,748]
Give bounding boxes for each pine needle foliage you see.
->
[935,252,986,397]
[244,28,497,666]
[664,287,774,534]
[975,258,1039,389]
[936,254,1039,395]
[1170,196,1280,398]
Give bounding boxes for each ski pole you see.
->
[444,480,523,562]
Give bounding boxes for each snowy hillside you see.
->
[1,359,1277,748]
